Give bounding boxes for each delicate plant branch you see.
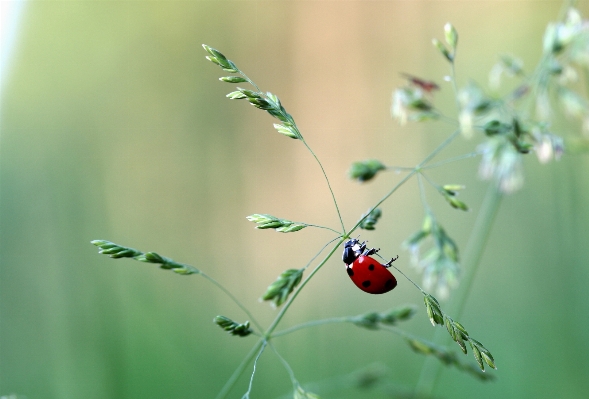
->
[273,305,416,337]
[301,139,347,233]
[263,240,344,338]
[271,306,490,381]
[269,342,298,387]
[215,339,265,399]
[259,237,340,308]
[269,343,323,398]
[90,240,264,332]
[203,44,346,234]
[241,340,267,399]
[421,151,480,169]
[217,238,343,398]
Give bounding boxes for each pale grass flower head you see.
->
[478,138,524,194]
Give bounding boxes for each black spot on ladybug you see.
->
[368,264,375,271]
[362,280,371,288]
[385,279,394,288]
[347,268,354,277]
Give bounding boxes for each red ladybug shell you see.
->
[346,255,397,294]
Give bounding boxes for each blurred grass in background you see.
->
[1,1,589,398]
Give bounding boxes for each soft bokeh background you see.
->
[2,1,589,398]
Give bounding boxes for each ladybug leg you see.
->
[383,255,399,268]
[358,241,367,253]
[363,247,380,256]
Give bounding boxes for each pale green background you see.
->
[1,1,589,398]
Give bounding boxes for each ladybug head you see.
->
[342,238,365,265]
[343,238,359,249]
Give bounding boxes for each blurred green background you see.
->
[2,1,589,398]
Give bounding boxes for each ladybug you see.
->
[342,238,398,294]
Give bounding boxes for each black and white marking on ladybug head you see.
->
[342,238,366,265]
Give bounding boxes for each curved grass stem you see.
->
[302,139,346,234]
[269,342,299,386]
[215,338,265,399]
[200,273,264,333]
[422,151,480,169]
[272,317,350,338]
[264,240,344,337]
[303,224,342,235]
[215,239,343,399]
[241,340,268,398]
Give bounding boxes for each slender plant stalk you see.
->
[422,151,480,169]
[242,340,268,398]
[264,240,343,337]
[414,183,502,396]
[235,65,346,235]
[450,60,461,111]
[418,130,461,168]
[215,338,265,399]
[301,223,342,235]
[272,317,351,338]
[349,170,417,233]
[215,241,343,399]
[301,139,346,233]
[200,273,264,332]
[269,342,299,386]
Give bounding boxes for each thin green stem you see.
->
[422,151,480,169]
[238,71,262,93]
[385,165,416,172]
[215,338,265,399]
[302,139,346,233]
[200,273,264,333]
[349,170,417,233]
[388,264,426,294]
[302,224,342,235]
[418,129,461,168]
[264,240,344,337]
[241,340,268,399]
[301,237,341,271]
[234,68,346,235]
[215,237,340,399]
[450,59,461,111]
[268,342,299,387]
[381,324,425,341]
[350,129,459,240]
[416,173,430,210]
[273,317,350,337]
[420,172,446,198]
[273,314,428,352]
[414,183,502,396]
[432,110,459,126]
